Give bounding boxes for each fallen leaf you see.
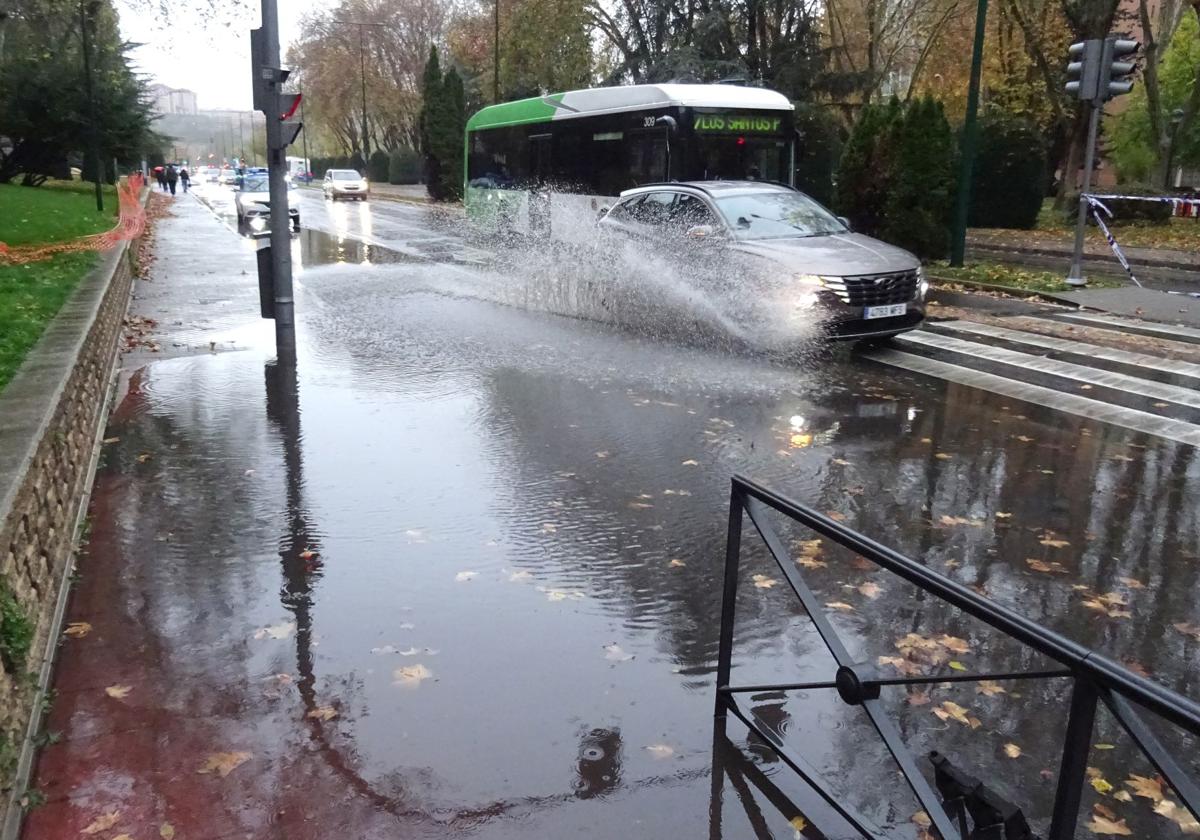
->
[977,680,1006,697]
[538,587,585,601]
[790,815,808,836]
[454,571,478,582]
[298,549,317,560]
[393,664,433,685]
[595,451,609,459]
[1113,790,1133,803]
[681,459,699,466]
[1026,558,1065,574]
[752,574,778,589]
[105,684,132,699]
[907,690,932,706]
[102,437,120,444]
[1172,622,1200,640]
[858,582,882,599]
[1040,538,1071,548]
[603,644,634,662]
[1090,776,1114,794]
[81,811,121,834]
[797,555,827,569]
[1003,743,1021,758]
[1084,814,1132,836]
[995,512,1013,519]
[198,751,252,777]
[1015,435,1034,442]
[306,706,339,721]
[934,452,952,460]
[948,660,967,671]
[826,511,847,522]
[1125,774,1163,802]
[669,558,686,568]
[1094,801,1118,819]
[932,701,970,725]
[63,621,92,638]
[1094,743,1116,750]
[644,744,674,758]
[250,615,298,641]
[136,452,153,463]
[831,458,851,466]
[912,810,932,829]
[825,601,854,612]
[160,824,176,839]
[1117,577,1145,589]
[938,635,970,654]
[1154,799,1200,834]
[509,570,533,582]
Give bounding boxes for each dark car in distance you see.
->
[596,181,927,341]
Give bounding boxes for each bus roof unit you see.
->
[466,84,794,132]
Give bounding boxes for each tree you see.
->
[882,97,956,258]
[420,44,444,198]
[835,98,902,234]
[793,103,843,205]
[502,0,592,97]
[969,108,1046,228]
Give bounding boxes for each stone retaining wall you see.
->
[0,236,137,825]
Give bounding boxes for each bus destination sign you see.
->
[694,113,783,134]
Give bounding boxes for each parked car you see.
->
[323,169,369,201]
[218,168,239,187]
[235,173,300,234]
[596,181,926,341]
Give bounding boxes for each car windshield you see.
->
[713,192,846,240]
[243,175,268,192]
[332,171,360,181]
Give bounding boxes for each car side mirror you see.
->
[597,206,610,219]
[686,224,716,239]
[837,216,851,230]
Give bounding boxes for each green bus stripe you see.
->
[466,94,564,132]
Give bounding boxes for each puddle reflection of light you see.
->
[358,203,373,264]
[291,235,303,277]
[789,415,806,430]
[789,433,813,449]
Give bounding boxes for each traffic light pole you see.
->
[949,0,988,267]
[1066,102,1101,288]
[259,0,295,354]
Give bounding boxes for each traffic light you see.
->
[278,93,303,148]
[1065,39,1102,102]
[1100,38,1138,101]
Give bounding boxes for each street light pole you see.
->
[78,0,103,212]
[259,0,295,354]
[240,112,247,164]
[949,0,988,267]
[332,20,382,166]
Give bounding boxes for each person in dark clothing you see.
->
[166,164,178,196]
[155,168,165,190]
[180,167,190,192]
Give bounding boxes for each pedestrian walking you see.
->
[166,164,178,196]
[180,167,190,193]
[155,167,165,191]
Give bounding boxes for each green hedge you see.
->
[968,110,1045,230]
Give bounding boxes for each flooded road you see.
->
[26,187,1200,839]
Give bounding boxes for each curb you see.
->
[928,275,1082,307]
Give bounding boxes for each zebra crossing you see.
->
[860,312,1200,447]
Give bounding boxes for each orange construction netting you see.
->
[0,173,148,265]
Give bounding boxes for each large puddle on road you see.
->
[72,207,1200,839]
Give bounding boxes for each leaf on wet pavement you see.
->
[831,458,851,466]
[81,810,121,834]
[995,512,1012,519]
[537,586,585,601]
[1090,775,1114,794]
[1125,775,1163,802]
[63,621,92,638]
[669,559,686,568]
[1113,790,1133,802]
[911,810,932,829]
[198,751,252,777]
[797,555,826,569]
[938,635,970,654]
[878,655,923,675]
[595,451,609,459]
[254,621,296,640]
[136,452,153,463]
[825,511,847,522]
[948,660,967,671]
[932,701,970,725]
[1015,435,1034,443]
[1026,558,1066,574]
[1085,814,1133,835]
[825,601,854,612]
[509,569,533,582]
[858,582,882,599]
[160,824,176,839]
[307,706,339,721]
[790,815,807,836]
[644,744,674,758]
[393,664,433,685]
[1172,622,1200,640]
[1153,799,1200,834]
[102,437,120,444]
[454,571,478,582]
[1082,596,1131,619]
[907,690,932,706]
[603,644,634,662]
[752,574,778,589]
[681,459,699,466]
[934,453,952,460]
[1003,743,1021,758]
[1039,537,1071,548]
[1118,576,1145,589]
[298,549,317,560]
[977,680,1006,697]
[105,684,132,699]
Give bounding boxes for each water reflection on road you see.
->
[80,185,1200,838]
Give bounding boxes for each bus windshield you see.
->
[695,135,789,182]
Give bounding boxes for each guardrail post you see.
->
[714,482,744,722]
[1048,676,1099,839]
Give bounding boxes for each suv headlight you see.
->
[917,266,928,298]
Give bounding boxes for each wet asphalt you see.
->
[21,183,1200,840]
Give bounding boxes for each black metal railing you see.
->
[714,474,1200,839]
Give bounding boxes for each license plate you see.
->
[864,303,907,319]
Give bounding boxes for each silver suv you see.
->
[597,181,926,340]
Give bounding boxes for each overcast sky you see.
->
[118,0,326,111]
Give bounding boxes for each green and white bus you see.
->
[464,83,795,237]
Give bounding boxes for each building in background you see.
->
[149,84,199,115]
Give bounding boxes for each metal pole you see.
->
[493,0,500,102]
[1048,678,1098,839]
[240,112,246,164]
[1066,102,1101,287]
[949,0,988,267]
[299,79,311,183]
[260,0,295,355]
[79,0,103,212]
[359,25,369,163]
